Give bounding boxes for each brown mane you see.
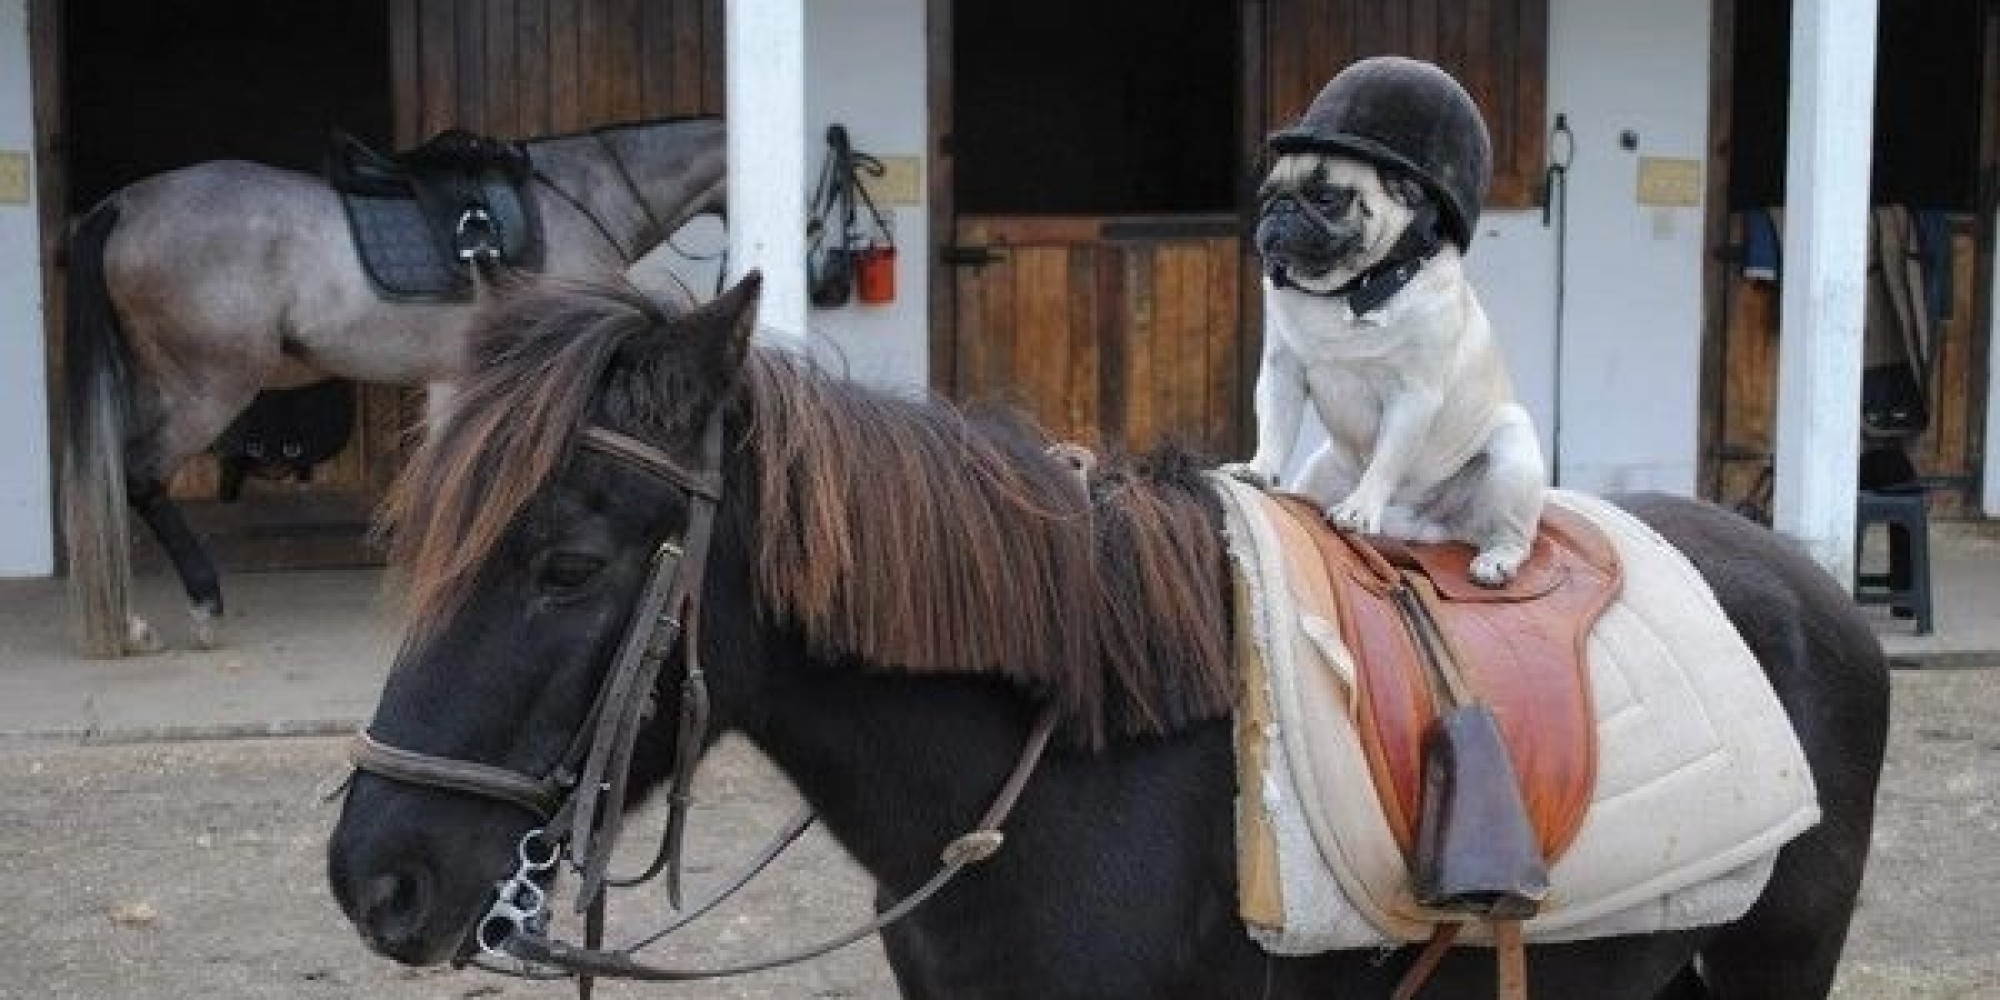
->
[382,281,1234,742]
[740,350,1233,741]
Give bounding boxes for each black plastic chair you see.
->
[1853,445,1933,635]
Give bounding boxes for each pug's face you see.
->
[1255,153,1428,294]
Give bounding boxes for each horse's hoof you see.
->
[189,606,224,650]
[125,615,165,655]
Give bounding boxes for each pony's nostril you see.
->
[358,869,432,947]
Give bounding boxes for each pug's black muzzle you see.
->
[1256,192,1361,282]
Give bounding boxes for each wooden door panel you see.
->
[954,243,1095,440]
[393,0,722,144]
[1711,218,1984,517]
[1261,0,1548,207]
[1112,239,1243,451]
[952,215,1242,455]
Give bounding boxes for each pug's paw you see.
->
[1325,495,1384,535]
[1469,542,1529,588]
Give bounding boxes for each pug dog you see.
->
[1228,151,1545,587]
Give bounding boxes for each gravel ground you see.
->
[0,666,1994,999]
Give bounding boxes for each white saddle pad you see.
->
[1212,477,1821,952]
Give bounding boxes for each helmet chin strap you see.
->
[1270,203,1444,316]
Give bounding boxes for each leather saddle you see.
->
[1267,496,1623,917]
[326,129,545,300]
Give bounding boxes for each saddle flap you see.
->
[1322,503,1618,605]
[1268,495,1622,864]
[1367,534,1564,602]
[328,128,546,301]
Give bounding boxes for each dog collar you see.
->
[1271,205,1444,316]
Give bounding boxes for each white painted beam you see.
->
[0,0,52,577]
[1772,0,1877,585]
[1984,208,2000,517]
[726,0,809,344]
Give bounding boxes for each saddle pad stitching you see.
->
[1588,747,1729,811]
[1584,576,1730,802]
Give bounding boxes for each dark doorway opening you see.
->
[1704,0,1992,519]
[1728,0,1983,210]
[952,0,1239,214]
[56,0,396,571]
[63,0,392,210]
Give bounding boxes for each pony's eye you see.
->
[537,551,605,593]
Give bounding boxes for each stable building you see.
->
[0,0,1990,594]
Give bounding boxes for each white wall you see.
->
[1460,0,1712,495]
[803,0,930,391]
[1467,0,1713,496]
[0,0,52,577]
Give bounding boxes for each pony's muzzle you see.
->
[351,867,442,964]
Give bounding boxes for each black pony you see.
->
[328,275,1888,998]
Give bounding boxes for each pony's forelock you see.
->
[378,281,682,631]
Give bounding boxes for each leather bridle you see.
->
[347,412,1062,996]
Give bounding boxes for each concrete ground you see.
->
[0,522,1991,743]
[0,519,1996,997]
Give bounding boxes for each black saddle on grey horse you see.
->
[328,129,545,300]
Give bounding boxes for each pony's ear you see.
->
[684,270,762,381]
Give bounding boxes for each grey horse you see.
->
[62,117,727,657]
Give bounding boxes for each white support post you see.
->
[726,0,809,345]
[1984,208,2000,516]
[1772,0,1878,586]
[0,0,52,576]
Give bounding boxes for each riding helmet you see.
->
[1267,55,1493,250]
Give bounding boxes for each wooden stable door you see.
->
[950,216,1244,455]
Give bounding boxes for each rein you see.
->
[347,415,1070,996]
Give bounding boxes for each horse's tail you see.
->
[62,204,135,656]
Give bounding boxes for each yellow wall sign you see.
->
[0,151,30,206]
[1636,157,1702,208]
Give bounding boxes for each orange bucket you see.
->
[855,245,896,304]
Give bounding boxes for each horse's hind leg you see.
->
[119,364,262,651]
[127,476,224,648]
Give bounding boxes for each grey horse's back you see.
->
[105,157,462,388]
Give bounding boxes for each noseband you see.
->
[347,413,1063,994]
